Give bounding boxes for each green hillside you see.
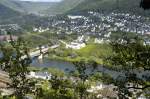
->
[0,0,25,12]
[69,0,150,15]
[44,0,85,15]
[0,0,149,24]
[0,0,149,17]
[11,1,55,15]
[0,3,21,22]
[0,0,55,15]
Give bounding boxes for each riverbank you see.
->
[47,55,104,64]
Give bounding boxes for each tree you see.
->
[0,35,35,99]
[35,68,75,99]
[109,37,150,98]
[140,0,150,10]
[73,60,97,99]
[49,75,74,99]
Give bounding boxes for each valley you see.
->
[0,0,150,99]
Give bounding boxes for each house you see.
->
[87,83,118,99]
[29,72,51,80]
[68,15,83,19]
[94,38,104,44]
[0,35,18,42]
[66,42,86,49]
[60,35,87,50]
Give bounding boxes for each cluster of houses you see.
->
[0,24,20,31]
[31,11,150,45]
[0,24,21,42]
[87,83,118,99]
[87,82,147,99]
[27,71,147,99]
[0,24,21,34]
[33,27,49,33]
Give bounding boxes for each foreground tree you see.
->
[140,0,150,10]
[0,35,35,99]
[35,68,75,99]
[50,75,74,99]
[73,60,98,99]
[109,37,150,98]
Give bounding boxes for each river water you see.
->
[31,58,150,80]
[31,58,75,72]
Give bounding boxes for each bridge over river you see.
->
[21,44,59,59]
[0,45,50,88]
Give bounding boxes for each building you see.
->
[29,72,51,80]
[0,35,18,42]
[66,42,86,49]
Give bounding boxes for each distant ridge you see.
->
[0,0,150,24]
[0,0,55,15]
[43,0,85,15]
[0,3,21,22]
[68,0,150,15]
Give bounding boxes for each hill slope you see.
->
[44,0,85,15]
[69,0,149,15]
[0,3,21,22]
[11,1,56,15]
[0,0,25,12]
[0,0,55,15]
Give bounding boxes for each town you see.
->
[33,11,150,36]
[0,8,150,99]
[1,11,150,48]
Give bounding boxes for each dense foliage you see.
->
[109,37,150,98]
[0,35,35,99]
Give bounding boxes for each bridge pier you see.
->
[38,54,43,60]
[21,46,49,60]
[37,54,44,63]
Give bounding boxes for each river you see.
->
[31,58,75,72]
[31,58,150,80]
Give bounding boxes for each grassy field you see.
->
[48,43,112,64]
[77,44,111,58]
